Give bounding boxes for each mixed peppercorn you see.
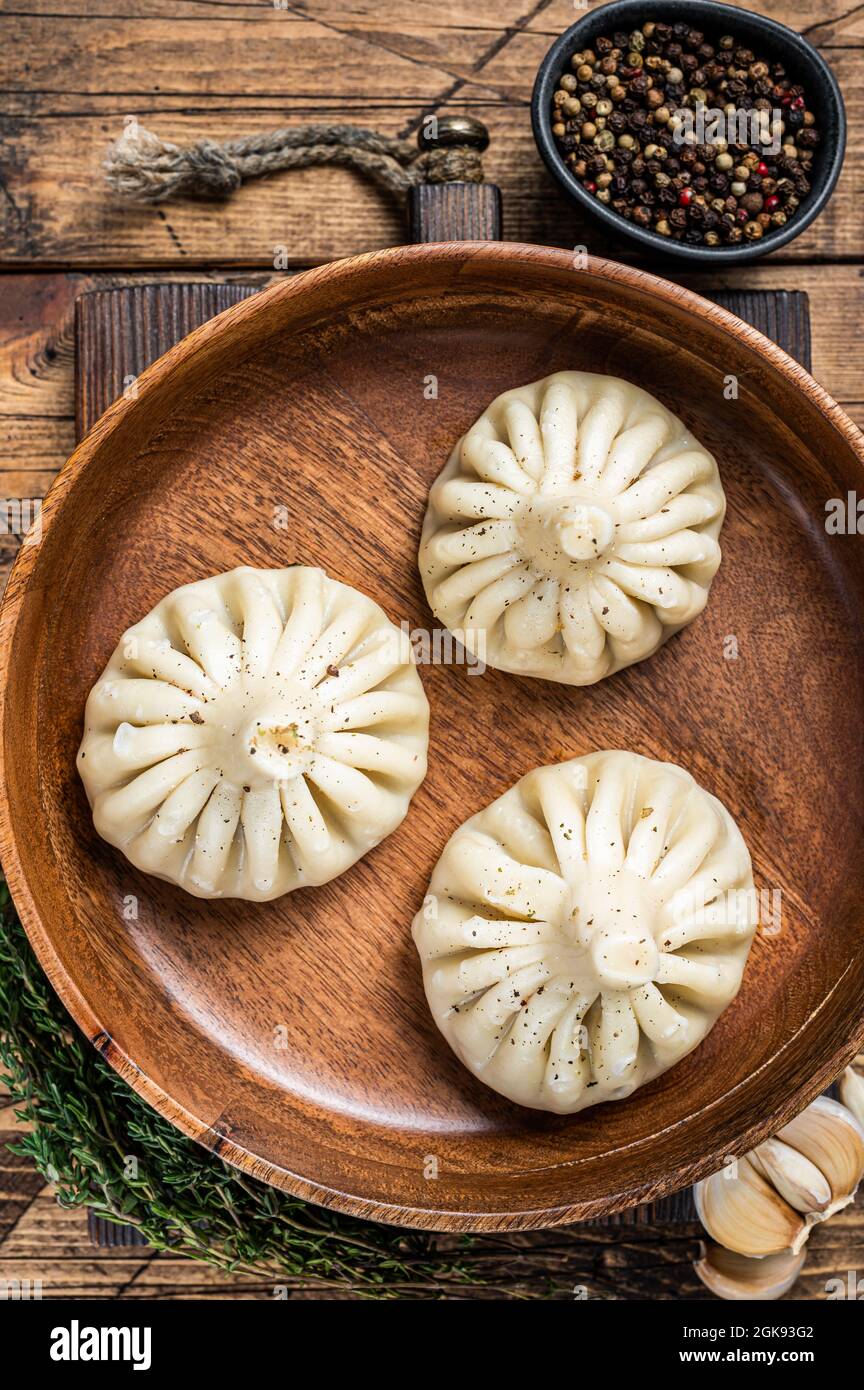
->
[551,19,820,246]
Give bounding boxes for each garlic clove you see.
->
[694,1154,806,1257]
[839,1066,864,1129]
[749,1137,832,1214]
[775,1095,864,1218]
[694,1241,805,1302]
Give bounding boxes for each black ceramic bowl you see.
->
[531,0,846,263]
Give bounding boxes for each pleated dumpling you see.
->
[419,372,725,685]
[77,566,429,900]
[413,751,756,1114]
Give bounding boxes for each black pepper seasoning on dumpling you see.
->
[413,751,756,1114]
[419,372,725,685]
[77,566,429,900]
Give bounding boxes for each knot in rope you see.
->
[105,121,486,204]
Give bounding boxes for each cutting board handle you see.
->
[407,115,502,242]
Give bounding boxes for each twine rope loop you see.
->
[105,122,485,204]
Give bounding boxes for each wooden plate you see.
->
[2,245,864,1232]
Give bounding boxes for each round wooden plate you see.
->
[2,245,864,1232]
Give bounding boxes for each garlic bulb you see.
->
[695,1242,805,1302]
[695,1155,807,1257]
[775,1096,864,1222]
[840,1063,864,1129]
[694,1096,864,1261]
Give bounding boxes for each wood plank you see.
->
[0,13,504,96]
[0,1210,859,1298]
[0,274,80,416]
[11,0,518,21]
[1,0,863,1301]
[0,421,75,478]
[1,4,860,266]
[524,0,864,41]
[3,266,862,420]
[2,261,863,591]
[8,0,861,31]
[0,1133,860,1299]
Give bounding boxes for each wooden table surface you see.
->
[1,0,862,1300]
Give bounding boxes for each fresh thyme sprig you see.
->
[0,883,556,1299]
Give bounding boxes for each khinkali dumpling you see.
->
[419,372,725,684]
[413,751,756,1114]
[77,566,429,900]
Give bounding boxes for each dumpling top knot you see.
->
[419,371,726,685]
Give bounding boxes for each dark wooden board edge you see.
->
[73,281,810,1246]
[407,183,503,243]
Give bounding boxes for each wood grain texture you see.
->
[0,0,862,1297]
[3,263,863,415]
[73,278,801,1247]
[408,183,502,243]
[74,278,809,1243]
[2,244,864,1233]
[0,1066,860,1299]
[0,0,861,267]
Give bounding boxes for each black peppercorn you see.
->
[552,19,820,246]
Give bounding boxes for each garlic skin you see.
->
[839,1065,864,1129]
[695,1242,805,1302]
[748,1137,831,1215]
[776,1096,864,1224]
[694,1094,864,1268]
[694,1155,807,1258]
